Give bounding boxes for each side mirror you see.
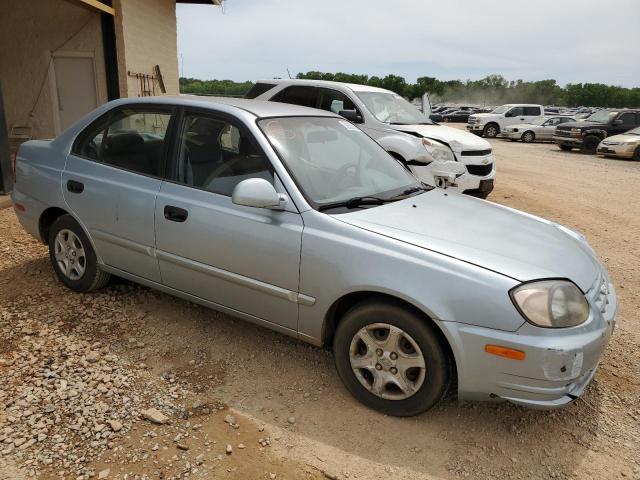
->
[612,119,623,125]
[504,111,514,118]
[338,109,363,123]
[232,178,287,210]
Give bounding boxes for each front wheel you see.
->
[521,131,535,143]
[633,146,640,161]
[48,215,111,292]
[333,301,450,416]
[483,123,499,138]
[580,135,600,154]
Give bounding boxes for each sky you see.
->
[177,0,640,88]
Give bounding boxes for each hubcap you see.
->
[349,323,426,400]
[54,229,86,280]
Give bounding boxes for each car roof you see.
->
[256,78,392,94]
[110,95,339,119]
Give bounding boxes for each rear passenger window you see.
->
[73,108,172,177]
[523,107,541,116]
[272,86,319,108]
[174,113,274,196]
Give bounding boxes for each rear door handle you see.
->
[164,205,188,223]
[67,180,84,194]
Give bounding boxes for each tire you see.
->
[333,300,450,417]
[521,131,535,143]
[633,146,640,161]
[48,214,111,292]
[483,123,499,138]
[580,135,600,154]
[559,144,573,151]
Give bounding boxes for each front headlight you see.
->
[510,280,589,328]
[422,138,455,162]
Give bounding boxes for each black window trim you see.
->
[163,106,278,199]
[70,103,178,181]
[244,82,278,99]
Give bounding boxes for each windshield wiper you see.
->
[318,196,395,211]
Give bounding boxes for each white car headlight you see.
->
[510,280,589,328]
[422,138,455,162]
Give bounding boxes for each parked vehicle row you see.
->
[467,104,545,138]
[12,95,617,417]
[553,109,640,154]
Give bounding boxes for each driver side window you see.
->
[175,112,274,196]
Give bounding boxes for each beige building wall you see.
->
[114,0,180,98]
[0,0,108,139]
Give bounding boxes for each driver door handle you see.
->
[164,205,188,223]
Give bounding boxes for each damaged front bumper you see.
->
[440,273,617,409]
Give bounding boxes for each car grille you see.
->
[554,129,573,138]
[466,163,493,176]
[461,149,492,156]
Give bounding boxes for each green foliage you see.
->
[179,74,640,107]
[178,77,254,97]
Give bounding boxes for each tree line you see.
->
[179,73,640,108]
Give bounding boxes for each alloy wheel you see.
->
[54,229,87,280]
[349,323,426,400]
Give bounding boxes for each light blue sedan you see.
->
[11,96,617,416]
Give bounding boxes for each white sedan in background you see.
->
[502,116,576,143]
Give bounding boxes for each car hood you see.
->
[558,121,606,130]
[333,190,600,291]
[387,124,491,151]
[604,132,640,143]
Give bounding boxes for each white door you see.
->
[53,56,98,133]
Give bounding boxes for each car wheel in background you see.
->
[48,214,111,292]
[333,300,450,416]
[483,123,499,138]
[521,131,535,143]
[559,144,573,151]
[581,135,601,154]
[633,146,640,161]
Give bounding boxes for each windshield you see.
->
[258,117,420,208]
[623,127,640,135]
[491,105,510,114]
[355,92,432,125]
[586,111,617,123]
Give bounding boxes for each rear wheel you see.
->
[521,131,535,143]
[482,123,499,138]
[559,144,573,151]
[581,135,600,154]
[48,215,111,292]
[633,146,640,161]
[333,301,450,416]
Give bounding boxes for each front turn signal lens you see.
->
[485,345,526,361]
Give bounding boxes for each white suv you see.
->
[467,104,544,138]
[249,79,496,198]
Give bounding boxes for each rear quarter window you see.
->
[244,83,277,99]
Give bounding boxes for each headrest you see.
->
[105,132,144,154]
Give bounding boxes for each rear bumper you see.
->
[439,276,617,409]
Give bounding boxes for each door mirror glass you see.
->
[232,178,285,209]
[504,110,515,118]
[612,119,623,125]
[339,109,363,123]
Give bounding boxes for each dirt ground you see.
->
[1,129,639,480]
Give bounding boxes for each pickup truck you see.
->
[467,104,544,138]
[553,109,640,153]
